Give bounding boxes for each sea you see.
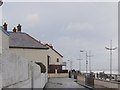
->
[81,70,119,74]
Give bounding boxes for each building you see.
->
[0,26,48,88]
[2,22,66,74]
[2,23,49,72]
[45,44,64,73]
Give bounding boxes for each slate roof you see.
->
[9,32,48,49]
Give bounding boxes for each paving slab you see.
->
[44,78,89,90]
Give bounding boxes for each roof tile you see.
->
[9,32,48,49]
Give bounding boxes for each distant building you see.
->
[45,44,64,73]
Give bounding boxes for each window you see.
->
[57,58,59,62]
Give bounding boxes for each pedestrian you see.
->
[96,73,99,79]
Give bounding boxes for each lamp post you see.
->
[79,50,88,76]
[85,51,88,76]
[87,51,93,73]
[77,50,84,72]
[68,60,72,71]
[105,40,117,80]
[77,58,82,72]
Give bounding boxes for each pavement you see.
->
[44,77,89,90]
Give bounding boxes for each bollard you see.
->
[69,71,72,78]
[74,72,77,79]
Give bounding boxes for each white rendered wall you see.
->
[0,28,48,89]
[48,48,63,65]
[9,48,48,72]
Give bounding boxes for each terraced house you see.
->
[2,22,66,74]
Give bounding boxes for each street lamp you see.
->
[87,51,93,73]
[67,60,72,71]
[79,50,88,76]
[105,40,117,80]
[77,50,84,72]
[77,58,82,72]
[85,51,88,76]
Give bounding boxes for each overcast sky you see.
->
[1,2,118,72]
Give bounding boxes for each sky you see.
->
[1,1,118,72]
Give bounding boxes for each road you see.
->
[44,77,89,90]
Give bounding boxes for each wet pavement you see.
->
[44,78,89,89]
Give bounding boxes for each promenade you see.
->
[44,77,89,89]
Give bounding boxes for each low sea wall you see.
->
[77,75,120,89]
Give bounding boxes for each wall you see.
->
[1,49,47,89]
[0,27,9,89]
[1,50,29,87]
[9,48,48,73]
[0,26,9,54]
[0,28,48,89]
[77,75,119,88]
[47,47,63,65]
[0,27,2,54]
[48,73,68,78]
[5,61,47,89]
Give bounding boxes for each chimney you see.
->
[17,24,21,32]
[3,22,7,31]
[13,27,17,32]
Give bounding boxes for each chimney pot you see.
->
[17,24,21,32]
[3,22,7,31]
[13,27,16,32]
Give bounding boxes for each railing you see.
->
[94,73,119,82]
[57,70,68,73]
[48,70,68,73]
[48,70,55,73]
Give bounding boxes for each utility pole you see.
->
[70,60,73,70]
[77,50,84,72]
[77,58,82,72]
[87,51,93,73]
[79,50,88,76]
[105,40,117,80]
[86,51,88,76]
